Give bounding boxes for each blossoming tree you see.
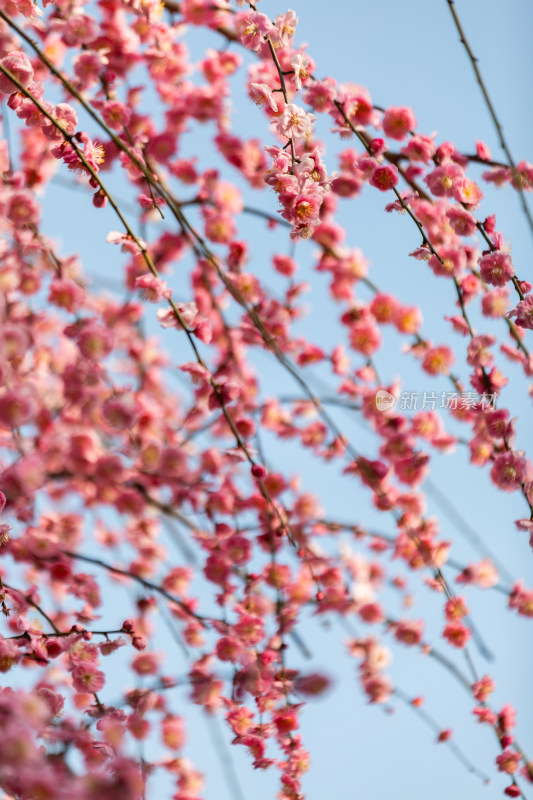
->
[0,0,532,798]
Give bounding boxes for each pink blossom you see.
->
[61,12,98,46]
[208,378,241,410]
[250,82,278,112]
[48,278,85,312]
[0,637,20,672]
[41,103,78,141]
[233,613,265,645]
[428,246,465,279]
[422,346,454,376]
[476,140,492,160]
[400,134,436,163]
[370,293,400,323]
[490,452,528,492]
[454,177,483,206]
[236,11,273,51]
[512,160,533,191]
[446,206,477,237]
[472,675,496,702]
[288,192,322,226]
[442,621,471,648]
[496,750,521,775]
[508,295,533,329]
[291,53,311,91]
[6,190,40,226]
[182,0,231,27]
[304,77,337,112]
[106,230,146,254]
[358,603,385,624]
[157,302,198,329]
[0,389,35,428]
[349,320,381,356]
[77,323,113,361]
[0,51,34,94]
[277,104,315,139]
[382,106,417,140]
[135,274,172,302]
[369,164,399,192]
[215,636,243,662]
[482,287,510,318]
[71,664,105,693]
[273,254,298,277]
[362,674,393,704]
[479,251,515,286]
[132,652,161,675]
[467,334,496,368]
[100,100,131,132]
[162,715,186,750]
[394,305,423,334]
[73,51,109,89]
[425,163,465,198]
[273,10,298,47]
[473,706,497,725]
[273,707,299,735]
[394,620,424,646]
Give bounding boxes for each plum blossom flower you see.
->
[60,136,105,175]
[77,323,113,361]
[0,389,36,428]
[100,99,131,132]
[157,301,198,329]
[508,295,533,329]
[482,287,510,318]
[467,334,496,368]
[490,451,528,491]
[236,11,273,51]
[132,652,161,675]
[382,106,417,140]
[208,377,241,410]
[479,251,515,286]
[6,190,40,226]
[273,9,298,47]
[48,278,85,312]
[106,230,146,253]
[41,103,78,141]
[71,664,105,692]
[135,274,172,302]
[400,134,436,163]
[422,345,454,376]
[443,621,471,648]
[61,12,99,46]
[446,206,477,237]
[455,177,483,206]
[428,246,465,279]
[394,620,424,646]
[277,104,315,139]
[291,53,311,91]
[0,51,34,94]
[369,164,399,192]
[362,674,393,704]
[250,82,278,111]
[425,163,465,198]
[496,750,521,775]
[472,675,495,702]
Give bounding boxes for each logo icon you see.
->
[375,389,397,412]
